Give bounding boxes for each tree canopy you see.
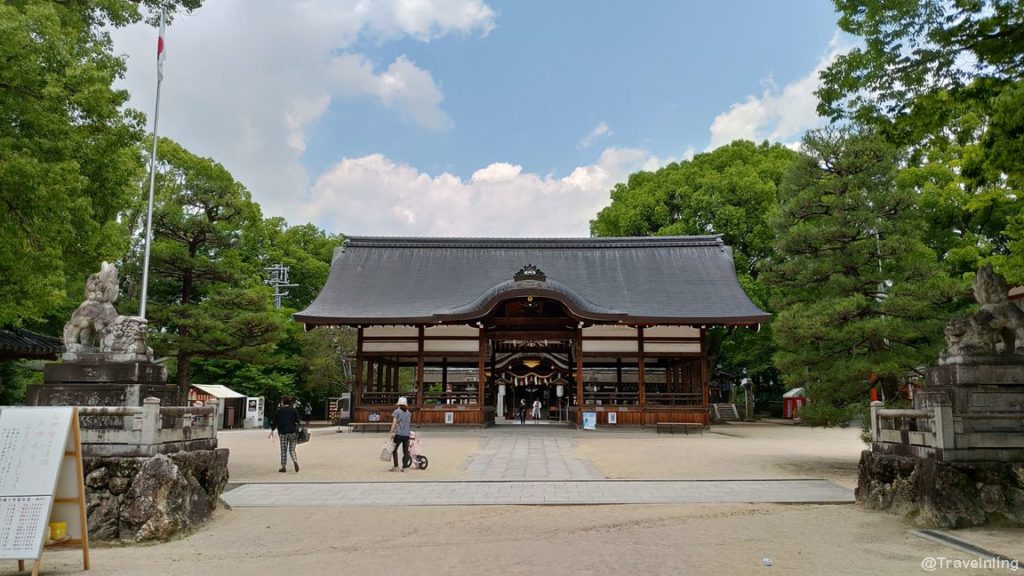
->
[591,141,799,403]
[765,128,961,425]
[818,0,1024,282]
[591,140,797,276]
[137,138,283,396]
[0,0,201,328]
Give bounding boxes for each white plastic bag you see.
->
[379,439,395,462]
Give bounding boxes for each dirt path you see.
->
[19,422,1024,576]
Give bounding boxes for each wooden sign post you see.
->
[0,406,89,575]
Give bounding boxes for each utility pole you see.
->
[265,264,298,309]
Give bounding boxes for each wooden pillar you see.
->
[416,326,425,407]
[637,327,646,410]
[575,328,584,425]
[700,328,709,419]
[477,332,486,406]
[354,328,363,410]
[376,361,385,393]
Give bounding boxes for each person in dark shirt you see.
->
[269,396,301,473]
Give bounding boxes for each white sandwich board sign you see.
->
[0,406,89,575]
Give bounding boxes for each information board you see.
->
[0,407,89,575]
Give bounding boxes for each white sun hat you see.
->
[396,397,409,406]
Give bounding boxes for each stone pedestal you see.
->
[916,356,1024,462]
[28,354,178,408]
[861,355,1024,527]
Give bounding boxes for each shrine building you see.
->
[294,236,769,427]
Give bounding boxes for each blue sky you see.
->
[111,1,843,237]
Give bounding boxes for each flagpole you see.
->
[139,9,165,320]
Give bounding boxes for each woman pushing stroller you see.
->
[389,397,412,471]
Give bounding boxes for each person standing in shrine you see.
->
[268,396,300,473]
[518,398,527,424]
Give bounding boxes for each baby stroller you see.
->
[408,431,429,470]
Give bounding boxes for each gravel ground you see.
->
[19,422,1024,576]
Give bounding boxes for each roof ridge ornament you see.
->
[514,264,546,282]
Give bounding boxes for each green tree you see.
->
[591,140,798,393]
[765,128,961,426]
[0,0,201,327]
[241,218,343,310]
[592,141,797,275]
[189,217,345,407]
[137,138,283,397]
[818,0,1024,282]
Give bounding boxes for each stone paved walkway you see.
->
[459,433,604,480]
[221,479,853,507]
[222,425,853,507]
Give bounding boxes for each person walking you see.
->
[303,403,312,425]
[268,396,301,473]
[518,398,527,424]
[532,398,542,421]
[389,397,412,472]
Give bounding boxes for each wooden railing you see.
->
[645,392,704,406]
[582,391,703,407]
[583,391,638,406]
[78,397,219,457]
[361,391,483,406]
[423,391,479,405]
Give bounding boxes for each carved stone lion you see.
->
[100,315,150,355]
[973,265,1024,354]
[62,262,150,357]
[943,317,996,358]
[943,265,1024,360]
[63,262,120,352]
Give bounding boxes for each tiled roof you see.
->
[0,328,63,359]
[295,235,770,326]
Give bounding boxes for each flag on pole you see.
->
[157,13,166,82]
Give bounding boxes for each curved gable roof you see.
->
[294,236,770,326]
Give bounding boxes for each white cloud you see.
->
[707,32,853,150]
[578,121,613,149]
[326,53,452,130]
[302,147,669,237]
[110,0,494,221]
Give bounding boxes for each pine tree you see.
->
[765,128,961,425]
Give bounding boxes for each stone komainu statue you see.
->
[943,264,1024,359]
[63,262,149,355]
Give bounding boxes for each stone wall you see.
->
[858,450,1024,528]
[84,448,229,542]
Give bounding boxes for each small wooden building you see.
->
[295,236,769,427]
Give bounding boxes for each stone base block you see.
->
[26,383,179,408]
[44,359,166,384]
[858,450,1024,528]
[84,448,229,542]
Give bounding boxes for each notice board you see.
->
[0,406,89,574]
